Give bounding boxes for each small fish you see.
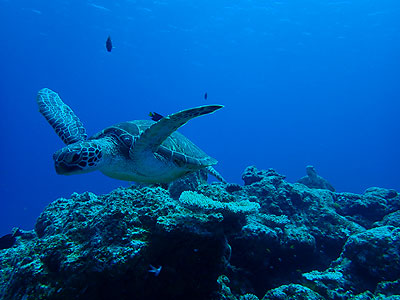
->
[149,111,164,121]
[148,264,162,276]
[204,92,208,100]
[106,36,112,52]
[0,234,16,250]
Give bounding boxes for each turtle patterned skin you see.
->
[37,88,226,184]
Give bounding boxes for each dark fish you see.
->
[149,112,164,121]
[0,234,16,250]
[204,92,208,100]
[106,36,112,52]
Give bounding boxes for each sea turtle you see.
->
[297,165,335,192]
[37,88,226,184]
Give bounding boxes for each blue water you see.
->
[0,0,399,236]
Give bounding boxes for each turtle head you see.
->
[53,141,104,175]
[306,165,317,179]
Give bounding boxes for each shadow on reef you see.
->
[1,166,400,300]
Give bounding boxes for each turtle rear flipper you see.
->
[130,105,223,160]
[37,88,87,145]
[206,166,226,183]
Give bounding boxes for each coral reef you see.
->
[0,165,399,299]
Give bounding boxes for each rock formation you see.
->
[1,166,399,299]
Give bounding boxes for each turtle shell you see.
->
[91,120,217,168]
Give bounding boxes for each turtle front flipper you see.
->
[37,88,87,145]
[130,105,223,159]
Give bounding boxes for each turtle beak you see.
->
[53,149,69,174]
[54,160,85,175]
[54,161,69,175]
[53,148,82,175]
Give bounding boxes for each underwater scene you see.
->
[0,0,399,299]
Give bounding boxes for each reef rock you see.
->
[262,283,325,300]
[336,187,400,228]
[302,225,400,299]
[0,166,399,300]
[1,186,252,300]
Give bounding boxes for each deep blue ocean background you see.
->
[0,0,399,236]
